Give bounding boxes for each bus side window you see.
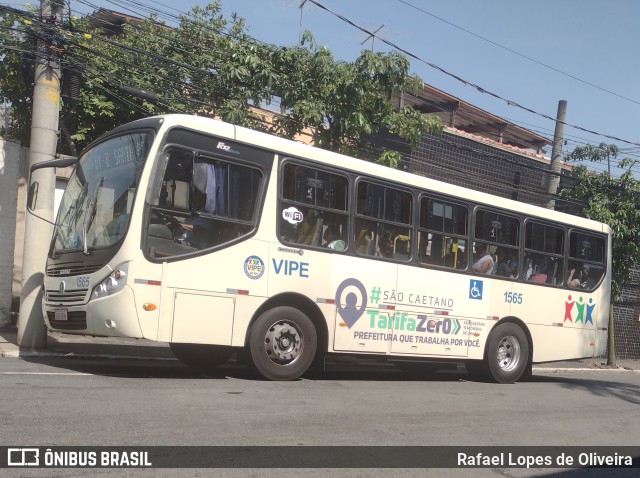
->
[567,232,605,291]
[279,162,348,250]
[419,197,467,270]
[147,148,263,257]
[524,221,564,285]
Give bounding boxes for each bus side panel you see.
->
[171,291,235,345]
[159,240,271,345]
[330,256,398,354]
[521,285,599,362]
[393,267,472,357]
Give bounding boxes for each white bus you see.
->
[37,114,612,383]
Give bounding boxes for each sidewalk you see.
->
[0,327,174,361]
[0,326,638,372]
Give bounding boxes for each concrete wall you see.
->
[0,138,27,326]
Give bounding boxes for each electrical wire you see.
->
[397,0,640,107]
[306,0,640,148]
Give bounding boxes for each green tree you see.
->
[560,144,640,366]
[270,31,441,165]
[0,1,440,164]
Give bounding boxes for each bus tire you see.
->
[486,322,529,384]
[170,343,234,371]
[248,306,317,381]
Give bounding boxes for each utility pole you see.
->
[545,100,567,210]
[17,0,63,348]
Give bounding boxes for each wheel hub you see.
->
[264,321,302,365]
[496,335,521,372]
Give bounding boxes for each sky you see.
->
[66,0,640,177]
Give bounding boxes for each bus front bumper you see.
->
[43,285,144,338]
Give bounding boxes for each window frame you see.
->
[522,219,566,286]
[277,158,351,252]
[352,178,414,261]
[566,228,607,292]
[143,143,268,261]
[417,193,469,271]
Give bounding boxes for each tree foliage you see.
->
[0,1,441,164]
[560,144,640,300]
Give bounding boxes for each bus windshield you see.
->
[51,131,152,255]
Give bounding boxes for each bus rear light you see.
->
[143,303,156,311]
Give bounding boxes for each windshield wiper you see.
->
[82,177,104,255]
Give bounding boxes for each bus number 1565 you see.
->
[504,292,523,304]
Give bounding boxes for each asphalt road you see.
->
[1,356,639,478]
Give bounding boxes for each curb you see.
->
[0,349,176,361]
[532,367,638,373]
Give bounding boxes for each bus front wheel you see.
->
[248,306,317,381]
[486,322,529,384]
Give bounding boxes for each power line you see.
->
[306,0,640,149]
[397,0,640,107]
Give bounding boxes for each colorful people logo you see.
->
[575,297,585,323]
[564,295,596,325]
[564,295,574,323]
[586,298,595,324]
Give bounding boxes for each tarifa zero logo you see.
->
[335,278,368,328]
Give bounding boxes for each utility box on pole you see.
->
[17,0,64,348]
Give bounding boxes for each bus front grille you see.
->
[45,289,88,304]
[47,311,87,330]
[47,263,102,277]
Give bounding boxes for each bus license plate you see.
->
[55,308,68,321]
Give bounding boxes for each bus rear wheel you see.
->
[248,306,317,381]
[485,322,529,384]
[170,343,234,371]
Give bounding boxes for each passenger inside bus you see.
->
[495,246,518,278]
[323,224,346,251]
[375,232,394,258]
[472,243,494,275]
[567,264,595,289]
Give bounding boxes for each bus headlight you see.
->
[91,263,129,299]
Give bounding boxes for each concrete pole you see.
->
[545,100,567,210]
[17,0,63,348]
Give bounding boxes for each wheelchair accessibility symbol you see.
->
[469,280,483,300]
